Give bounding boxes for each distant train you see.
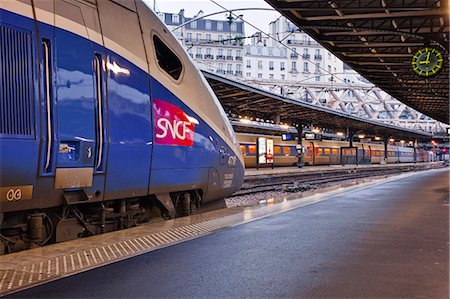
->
[0,1,244,253]
[237,133,434,168]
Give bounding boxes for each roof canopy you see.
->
[203,71,433,140]
[265,0,449,124]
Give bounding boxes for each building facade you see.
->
[243,17,344,84]
[158,10,245,77]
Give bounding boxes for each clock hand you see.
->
[426,51,431,63]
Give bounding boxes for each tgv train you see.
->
[238,133,433,168]
[0,0,244,253]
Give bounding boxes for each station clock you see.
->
[411,47,443,77]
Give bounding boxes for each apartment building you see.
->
[158,10,245,76]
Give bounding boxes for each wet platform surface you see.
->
[4,168,448,298]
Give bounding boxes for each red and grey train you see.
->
[237,133,433,168]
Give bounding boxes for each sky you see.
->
[143,0,282,36]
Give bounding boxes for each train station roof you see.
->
[203,71,433,140]
[265,0,449,124]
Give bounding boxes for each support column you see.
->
[413,139,417,163]
[296,123,303,168]
[383,136,389,164]
[274,114,281,123]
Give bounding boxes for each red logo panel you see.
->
[153,99,195,146]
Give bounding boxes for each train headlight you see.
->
[228,155,237,167]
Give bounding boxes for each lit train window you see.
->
[248,145,256,154]
[324,148,331,155]
[274,146,281,154]
[332,148,339,155]
[153,35,183,80]
[240,145,246,155]
[283,146,291,155]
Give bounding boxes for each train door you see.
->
[52,0,106,201]
[309,142,315,165]
[97,1,152,200]
[0,2,40,211]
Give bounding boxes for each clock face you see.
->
[411,47,443,76]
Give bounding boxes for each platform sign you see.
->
[282,133,294,141]
[305,133,315,140]
[266,139,274,164]
[257,137,267,164]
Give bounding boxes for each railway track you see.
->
[231,163,445,197]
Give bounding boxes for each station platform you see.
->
[245,161,444,177]
[1,168,448,297]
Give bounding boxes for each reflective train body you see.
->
[0,0,244,253]
[237,133,433,168]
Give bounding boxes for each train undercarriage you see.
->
[0,191,203,255]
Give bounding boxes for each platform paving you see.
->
[1,168,448,297]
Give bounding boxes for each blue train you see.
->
[0,0,244,253]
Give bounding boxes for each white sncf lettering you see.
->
[156,118,192,140]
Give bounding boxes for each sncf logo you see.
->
[153,99,196,146]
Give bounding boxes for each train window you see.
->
[283,146,291,155]
[153,35,183,80]
[324,148,331,155]
[240,145,246,155]
[332,148,339,155]
[274,146,281,155]
[248,145,256,154]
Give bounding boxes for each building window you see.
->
[227,64,232,72]
[236,64,241,72]
[206,48,211,55]
[328,65,331,72]
[280,62,285,71]
[190,20,197,29]
[236,49,241,57]
[218,63,223,70]
[269,74,274,79]
[153,35,183,80]
[206,34,211,43]
[218,35,224,44]
[258,73,262,79]
[268,48,273,56]
[172,14,179,24]
[230,23,237,32]
[246,72,251,77]
[281,74,285,80]
[280,48,286,57]
[258,60,263,69]
[218,49,223,56]
[269,61,274,70]
[246,47,250,54]
[257,47,262,55]
[315,76,320,82]
[196,33,201,42]
[291,61,297,71]
[246,60,251,68]
[187,33,192,42]
[217,21,223,30]
[315,63,320,72]
[196,47,202,54]
[227,49,232,57]
[303,62,309,72]
[205,20,211,30]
